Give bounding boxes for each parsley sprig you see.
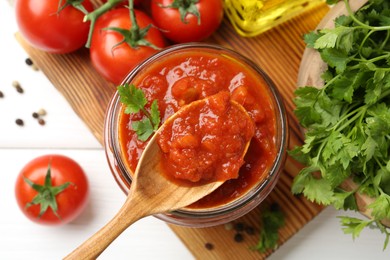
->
[253,204,285,253]
[118,83,161,141]
[292,0,390,249]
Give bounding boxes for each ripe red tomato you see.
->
[15,155,89,225]
[15,0,94,53]
[151,0,224,43]
[90,8,166,85]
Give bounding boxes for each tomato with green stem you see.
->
[83,0,126,48]
[15,0,94,54]
[151,0,224,43]
[15,155,89,225]
[90,4,166,84]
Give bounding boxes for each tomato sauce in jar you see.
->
[157,91,255,184]
[118,49,277,209]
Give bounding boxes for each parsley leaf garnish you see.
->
[118,83,161,141]
[292,0,390,249]
[253,204,285,253]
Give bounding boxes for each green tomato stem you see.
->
[104,0,161,51]
[24,163,72,219]
[160,0,201,25]
[128,0,141,41]
[84,0,124,48]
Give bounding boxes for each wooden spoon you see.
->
[64,95,253,259]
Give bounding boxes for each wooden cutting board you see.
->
[16,3,330,259]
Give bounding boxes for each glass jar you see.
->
[224,0,325,37]
[104,43,288,228]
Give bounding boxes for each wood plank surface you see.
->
[16,3,329,259]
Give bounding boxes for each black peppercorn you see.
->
[15,118,24,126]
[32,112,39,119]
[234,222,245,232]
[245,226,255,235]
[205,242,214,250]
[0,91,3,98]
[234,233,244,243]
[38,118,45,126]
[270,203,280,212]
[25,58,33,66]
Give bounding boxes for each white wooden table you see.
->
[1,1,388,259]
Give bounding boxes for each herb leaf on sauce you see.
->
[118,83,161,141]
[291,0,390,249]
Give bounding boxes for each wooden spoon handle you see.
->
[64,193,147,260]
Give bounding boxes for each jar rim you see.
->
[104,43,288,227]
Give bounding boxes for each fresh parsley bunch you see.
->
[291,0,390,249]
